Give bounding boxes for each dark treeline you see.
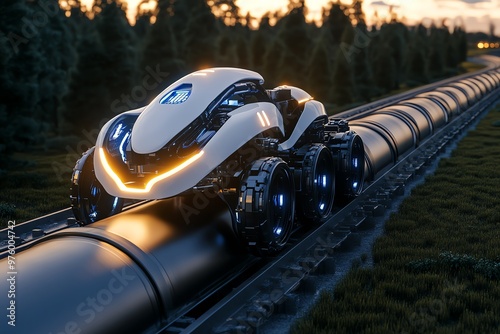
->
[0,0,468,166]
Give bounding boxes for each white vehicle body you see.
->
[93,68,328,200]
[72,67,365,255]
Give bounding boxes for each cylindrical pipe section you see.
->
[463,78,485,98]
[0,195,247,334]
[448,82,477,104]
[489,71,500,86]
[474,75,492,92]
[481,73,497,88]
[350,113,417,158]
[400,97,448,129]
[486,72,499,87]
[2,236,161,334]
[348,124,395,181]
[416,91,460,118]
[436,86,469,110]
[377,105,433,142]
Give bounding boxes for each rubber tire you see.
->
[70,147,124,225]
[330,132,365,203]
[236,157,295,257]
[299,144,335,221]
[336,133,364,201]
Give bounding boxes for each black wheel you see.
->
[70,147,124,225]
[330,131,365,202]
[299,144,335,221]
[236,157,295,257]
[338,133,364,198]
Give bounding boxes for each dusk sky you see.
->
[80,0,500,34]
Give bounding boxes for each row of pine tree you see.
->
[0,0,467,163]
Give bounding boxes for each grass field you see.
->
[460,61,487,74]
[292,104,500,333]
[467,48,496,57]
[0,150,74,229]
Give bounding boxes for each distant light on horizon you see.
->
[478,42,500,49]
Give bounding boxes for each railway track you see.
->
[1,57,499,334]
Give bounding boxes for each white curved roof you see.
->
[131,67,264,154]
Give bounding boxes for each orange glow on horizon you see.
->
[76,0,499,34]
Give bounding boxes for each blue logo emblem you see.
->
[160,84,192,105]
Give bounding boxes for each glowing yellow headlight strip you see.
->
[99,148,204,194]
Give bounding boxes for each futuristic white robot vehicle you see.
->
[71,67,365,256]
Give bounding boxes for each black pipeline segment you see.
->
[0,195,247,334]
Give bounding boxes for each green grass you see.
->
[467,48,493,57]
[292,104,500,333]
[460,61,487,74]
[0,150,73,229]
